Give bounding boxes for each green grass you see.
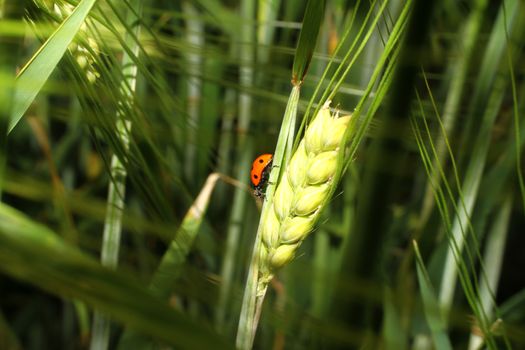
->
[1,0,524,349]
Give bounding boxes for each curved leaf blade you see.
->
[9,0,98,133]
[0,202,232,350]
[292,0,326,84]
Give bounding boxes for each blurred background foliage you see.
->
[0,0,524,349]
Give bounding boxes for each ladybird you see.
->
[250,153,273,198]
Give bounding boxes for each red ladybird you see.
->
[250,153,273,198]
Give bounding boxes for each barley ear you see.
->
[259,103,352,282]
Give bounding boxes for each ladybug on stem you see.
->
[250,153,273,199]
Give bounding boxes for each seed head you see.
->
[293,183,329,216]
[287,142,308,189]
[259,102,352,281]
[269,243,299,269]
[273,175,294,221]
[306,151,337,185]
[261,209,280,248]
[280,216,315,244]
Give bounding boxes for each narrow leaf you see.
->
[413,240,453,350]
[8,0,98,133]
[292,0,326,84]
[150,173,220,298]
[118,173,220,348]
[0,202,232,350]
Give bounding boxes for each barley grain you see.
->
[260,102,352,279]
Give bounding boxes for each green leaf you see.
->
[236,85,300,350]
[149,173,220,297]
[8,0,98,133]
[0,202,232,350]
[118,173,221,348]
[292,0,326,84]
[413,241,453,350]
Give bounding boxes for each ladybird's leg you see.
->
[267,173,277,185]
[266,164,280,185]
[267,172,279,185]
[254,186,265,199]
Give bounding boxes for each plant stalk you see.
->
[467,194,512,350]
[216,0,256,335]
[236,85,300,350]
[182,1,203,182]
[89,0,142,349]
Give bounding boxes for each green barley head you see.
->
[260,103,352,282]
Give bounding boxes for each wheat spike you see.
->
[260,102,351,282]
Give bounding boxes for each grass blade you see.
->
[438,0,525,328]
[329,0,433,343]
[0,202,232,349]
[236,85,300,350]
[8,0,98,133]
[0,2,24,196]
[90,1,142,348]
[468,194,512,349]
[413,241,453,350]
[150,173,221,298]
[417,0,491,228]
[118,173,221,348]
[292,0,326,84]
[216,0,258,335]
[182,1,204,182]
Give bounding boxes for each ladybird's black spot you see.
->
[259,159,264,163]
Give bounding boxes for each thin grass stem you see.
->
[217,0,256,336]
[182,1,203,182]
[89,1,142,349]
[236,85,300,350]
[467,194,512,350]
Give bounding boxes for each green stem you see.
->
[216,0,255,335]
[89,1,142,349]
[236,85,300,350]
[438,0,522,324]
[182,1,203,182]
[467,194,512,350]
[418,0,489,229]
